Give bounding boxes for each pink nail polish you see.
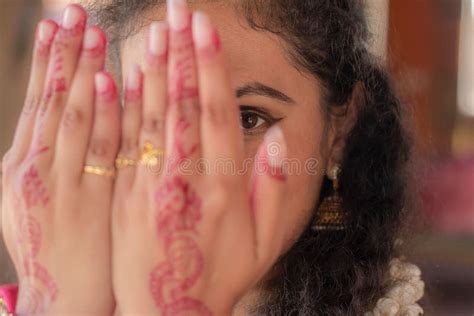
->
[263,126,287,181]
[82,27,106,58]
[147,21,169,65]
[61,4,86,30]
[95,72,117,102]
[192,12,221,60]
[36,20,58,56]
[167,0,190,31]
[125,64,143,102]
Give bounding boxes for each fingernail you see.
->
[82,27,106,56]
[95,72,117,102]
[193,12,221,59]
[167,0,190,31]
[125,64,143,102]
[37,20,58,44]
[148,21,168,56]
[264,126,287,169]
[62,4,85,30]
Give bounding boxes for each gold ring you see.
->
[115,155,138,169]
[83,165,116,178]
[139,141,163,168]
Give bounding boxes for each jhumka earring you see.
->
[312,165,346,231]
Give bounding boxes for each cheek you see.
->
[281,171,323,250]
[279,113,326,248]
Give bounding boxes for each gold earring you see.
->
[312,165,346,231]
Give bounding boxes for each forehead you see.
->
[120,2,319,103]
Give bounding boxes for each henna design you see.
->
[22,95,40,116]
[30,262,58,301]
[155,177,201,246]
[150,176,212,315]
[169,58,199,104]
[167,117,199,171]
[14,223,57,314]
[96,72,118,102]
[124,88,142,103]
[16,214,42,258]
[124,72,143,103]
[21,165,49,209]
[16,282,44,314]
[168,16,199,105]
[150,236,203,305]
[18,262,58,314]
[148,9,212,314]
[35,21,58,57]
[25,118,50,162]
[43,17,85,101]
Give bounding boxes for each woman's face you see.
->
[121,2,332,252]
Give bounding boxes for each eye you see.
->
[240,110,267,130]
[239,106,283,136]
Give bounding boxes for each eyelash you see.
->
[239,106,282,136]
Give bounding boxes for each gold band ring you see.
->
[83,165,116,178]
[115,156,138,169]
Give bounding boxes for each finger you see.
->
[193,12,243,174]
[55,26,107,182]
[135,22,168,181]
[31,4,87,164]
[81,72,120,187]
[116,64,143,191]
[165,0,201,173]
[251,127,288,266]
[11,20,58,163]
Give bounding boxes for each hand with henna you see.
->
[112,0,289,315]
[1,5,119,315]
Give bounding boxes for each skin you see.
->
[1,0,358,315]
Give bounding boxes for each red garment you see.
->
[0,284,18,314]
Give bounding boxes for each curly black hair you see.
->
[88,0,414,314]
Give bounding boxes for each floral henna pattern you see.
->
[155,177,201,245]
[13,164,58,313]
[150,176,211,315]
[149,236,204,304]
[167,117,199,172]
[18,262,58,315]
[21,165,49,209]
[44,17,85,101]
[16,214,42,258]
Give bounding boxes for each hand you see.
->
[112,1,289,314]
[1,5,119,315]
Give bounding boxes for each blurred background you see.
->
[0,0,473,314]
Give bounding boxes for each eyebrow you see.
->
[236,82,296,104]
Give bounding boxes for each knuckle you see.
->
[89,138,114,158]
[142,116,164,134]
[62,108,84,129]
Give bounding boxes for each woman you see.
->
[0,0,425,315]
